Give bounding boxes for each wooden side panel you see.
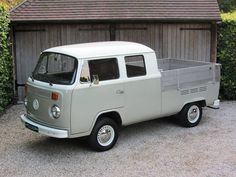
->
[116,24,163,59]
[116,24,151,47]
[15,25,47,101]
[60,24,110,45]
[151,24,163,59]
[15,28,46,84]
[77,24,110,43]
[161,23,211,61]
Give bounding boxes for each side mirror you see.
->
[92,75,99,85]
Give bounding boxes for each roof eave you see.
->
[10,18,222,25]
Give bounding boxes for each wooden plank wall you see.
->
[161,24,211,61]
[115,23,211,60]
[14,23,212,101]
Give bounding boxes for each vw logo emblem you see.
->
[33,99,39,110]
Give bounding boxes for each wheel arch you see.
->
[182,98,206,110]
[93,110,123,129]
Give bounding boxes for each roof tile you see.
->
[10,0,221,22]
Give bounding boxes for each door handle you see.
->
[116,90,124,94]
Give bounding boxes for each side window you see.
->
[89,58,119,81]
[80,58,119,83]
[125,55,146,77]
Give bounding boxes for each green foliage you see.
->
[221,9,236,20]
[0,0,23,10]
[218,0,236,12]
[0,5,13,112]
[217,17,236,100]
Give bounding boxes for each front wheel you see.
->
[88,117,119,151]
[178,103,202,127]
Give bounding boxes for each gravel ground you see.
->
[0,101,236,177]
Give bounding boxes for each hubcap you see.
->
[97,125,115,147]
[187,105,200,123]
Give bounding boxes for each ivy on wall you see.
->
[0,6,13,112]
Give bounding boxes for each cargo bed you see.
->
[157,58,221,91]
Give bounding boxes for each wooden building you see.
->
[10,0,221,101]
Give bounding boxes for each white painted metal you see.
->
[70,57,125,134]
[21,114,68,138]
[44,41,154,59]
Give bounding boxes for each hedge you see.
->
[218,0,236,12]
[217,15,236,100]
[0,6,13,113]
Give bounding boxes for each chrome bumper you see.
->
[208,99,220,109]
[20,114,68,138]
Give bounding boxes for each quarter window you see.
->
[80,61,90,83]
[125,55,146,77]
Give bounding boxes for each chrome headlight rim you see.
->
[51,105,61,119]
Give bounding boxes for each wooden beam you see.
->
[180,27,211,31]
[15,29,46,32]
[109,24,116,41]
[210,23,217,62]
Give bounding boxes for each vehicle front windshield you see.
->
[33,52,77,85]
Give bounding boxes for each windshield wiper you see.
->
[30,72,34,82]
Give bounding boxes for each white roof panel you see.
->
[44,41,154,59]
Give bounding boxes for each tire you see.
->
[88,117,119,151]
[178,103,202,127]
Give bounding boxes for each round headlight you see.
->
[51,105,61,119]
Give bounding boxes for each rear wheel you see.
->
[88,117,119,151]
[178,103,202,127]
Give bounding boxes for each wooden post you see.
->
[110,24,116,41]
[210,23,217,63]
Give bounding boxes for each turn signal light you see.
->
[51,92,59,101]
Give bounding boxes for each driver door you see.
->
[71,58,124,134]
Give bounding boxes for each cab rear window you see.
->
[125,55,146,77]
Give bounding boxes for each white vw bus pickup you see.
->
[21,41,220,151]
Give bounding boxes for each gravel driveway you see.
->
[0,101,236,177]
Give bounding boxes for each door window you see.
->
[80,58,119,83]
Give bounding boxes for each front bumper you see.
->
[20,114,68,138]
